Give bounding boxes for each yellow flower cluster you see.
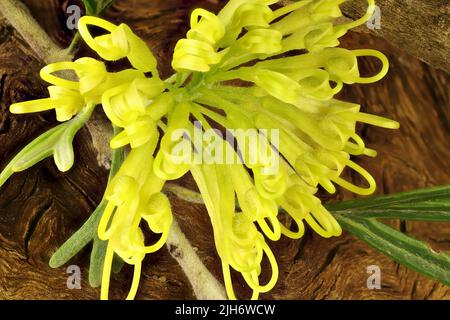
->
[6,0,399,300]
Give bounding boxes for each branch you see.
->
[0,0,73,63]
[166,220,227,300]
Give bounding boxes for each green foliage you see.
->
[82,0,115,15]
[0,104,94,189]
[328,186,450,287]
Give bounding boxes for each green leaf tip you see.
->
[0,104,94,190]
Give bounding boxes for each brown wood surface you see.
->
[0,0,449,300]
[341,0,450,74]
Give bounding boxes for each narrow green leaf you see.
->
[89,234,108,287]
[50,132,124,287]
[53,135,75,172]
[328,185,450,210]
[81,0,96,15]
[336,215,450,286]
[89,236,124,287]
[98,0,115,12]
[0,124,66,188]
[1,105,95,189]
[12,143,57,172]
[82,0,114,15]
[49,200,107,268]
[336,208,450,222]
[327,185,450,222]
[10,125,66,172]
[53,104,95,172]
[88,126,125,286]
[327,186,450,286]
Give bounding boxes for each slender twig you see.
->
[0,0,73,63]
[166,220,227,300]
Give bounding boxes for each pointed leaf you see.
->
[53,135,75,172]
[52,103,95,172]
[0,124,67,188]
[81,0,96,15]
[89,235,108,287]
[327,185,450,222]
[82,0,115,15]
[50,200,107,268]
[336,215,450,287]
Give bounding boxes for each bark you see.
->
[341,0,450,73]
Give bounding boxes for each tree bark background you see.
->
[341,0,450,74]
[0,0,449,299]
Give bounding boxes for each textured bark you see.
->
[341,0,450,74]
[0,0,449,300]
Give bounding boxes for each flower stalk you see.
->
[0,0,72,63]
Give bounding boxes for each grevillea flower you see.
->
[2,0,400,300]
